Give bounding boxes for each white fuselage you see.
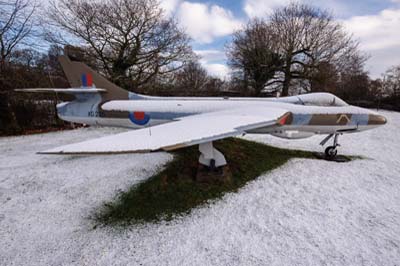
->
[57,93,386,139]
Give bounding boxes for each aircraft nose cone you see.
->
[369,114,387,125]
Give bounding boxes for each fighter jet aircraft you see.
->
[16,56,387,168]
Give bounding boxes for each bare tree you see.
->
[267,3,360,96]
[48,0,194,91]
[308,49,368,94]
[174,61,210,93]
[0,0,38,70]
[226,3,363,96]
[382,65,400,97]
[306,62,338,92]
[227,19,283,96]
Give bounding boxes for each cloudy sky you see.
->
[159,0,400,79]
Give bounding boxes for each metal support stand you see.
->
[320,133,341,148]
[198,142,227,169]
[333,133,340,147]
[320,133,334,146]
[197,142,231,183]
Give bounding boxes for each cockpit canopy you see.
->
[276,93,348,107]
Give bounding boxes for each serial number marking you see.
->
[88,111,104,117]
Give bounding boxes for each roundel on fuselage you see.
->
[129,111,150,125]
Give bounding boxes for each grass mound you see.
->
[94,138,319,226]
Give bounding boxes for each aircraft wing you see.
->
[40,107,289,155]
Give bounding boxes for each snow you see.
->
[1,110,400,266]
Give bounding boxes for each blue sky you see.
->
[160,0,400,79]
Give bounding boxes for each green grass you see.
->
[93,138,323,226]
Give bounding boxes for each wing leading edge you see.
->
[40,107,289,155]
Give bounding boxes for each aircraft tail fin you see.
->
[58,56,129,100]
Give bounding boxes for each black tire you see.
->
[325,146,337,158]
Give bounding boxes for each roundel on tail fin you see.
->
[129,112,150,125]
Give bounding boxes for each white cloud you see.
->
[244,0,288,18]
[202,62,230,80]
[344,9,400,51]
[343,8,400,77]
[159,0,181,16]
[194,49,230,79]
[177,2,242,43]
[194,49,227,62]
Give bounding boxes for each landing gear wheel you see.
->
[325,146,337,158]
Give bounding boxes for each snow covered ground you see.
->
[1,110,399,266]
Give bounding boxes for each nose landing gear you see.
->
[320,133,341,159]
[316,133,351,162]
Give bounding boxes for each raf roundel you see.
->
[129,111,150,125]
